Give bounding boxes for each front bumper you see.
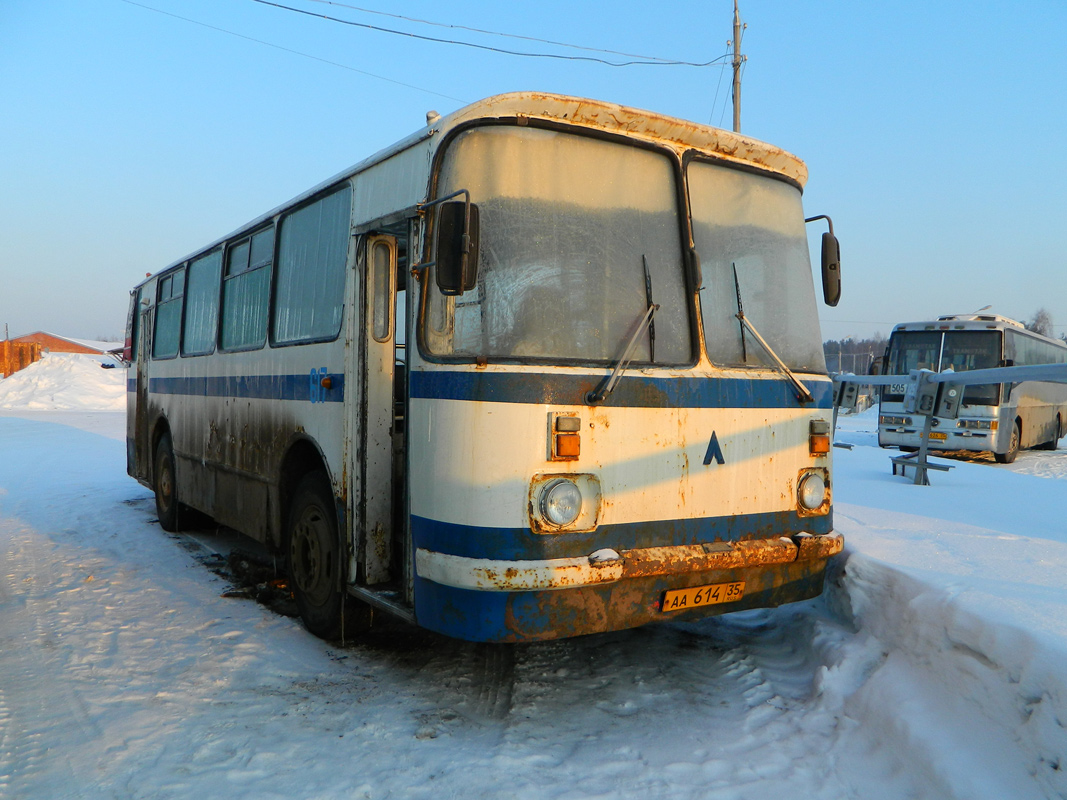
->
[416,532,844,592]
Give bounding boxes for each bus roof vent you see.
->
[936,313,1024,327]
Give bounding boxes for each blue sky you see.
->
[2,0,1065,343]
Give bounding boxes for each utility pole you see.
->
[731,0,746,133]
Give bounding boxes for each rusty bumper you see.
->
[415,532,843,592]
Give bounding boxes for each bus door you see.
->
[131,290,152,481]
[353,234,398,586]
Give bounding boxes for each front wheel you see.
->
[285,472,371,640]
[994,420,1021,464]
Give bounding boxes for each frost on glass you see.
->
[689,161,825,373]
[274,185,352,344]
[426,127,690,364]
[182,250,222,356]
[221,237,269,351]
[152,270,184,360]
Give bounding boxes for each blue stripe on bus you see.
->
[411,510,833,563]
[146,373,345,402]
[409,370,833,409]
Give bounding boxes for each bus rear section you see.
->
[878,315,1067,462]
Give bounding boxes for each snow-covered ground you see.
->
[1,356,1065,799]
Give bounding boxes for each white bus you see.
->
[125,92,843,643]
[878,314,1067,463]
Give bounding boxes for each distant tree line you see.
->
[1025,308,1060,339]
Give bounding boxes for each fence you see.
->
[824,350,877,376]
[0,341,43,378]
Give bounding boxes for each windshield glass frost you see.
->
[688,160,825,373]
[424,126,691,364]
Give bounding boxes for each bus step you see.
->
[348,584,415,623]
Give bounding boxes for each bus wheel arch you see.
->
[1038,413,1061,451]
[277,437,336,545]
[995,418,1022,464]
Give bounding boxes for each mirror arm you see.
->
[804,214,834,236]
[417,189,472,271]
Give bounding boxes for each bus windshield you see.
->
[688,159,825,373]
[887,329,1001,405]
[424,126,692,364]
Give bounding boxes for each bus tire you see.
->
[285,472,372,640]
[154,433,181,532]
[995,420,1021,464]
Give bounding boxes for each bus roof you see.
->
[137,92,808,290]
[890,314,1067,345]
[436,92,808,187]
[892,316,1024,333]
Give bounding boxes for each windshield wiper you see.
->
[586,302,658,404]
[732,264,813,403]
[643,255,656,363]
[735,310,814,403]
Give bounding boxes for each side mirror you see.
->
[805,214,842,307]
[435,201,480,296]
[821,231,841,307]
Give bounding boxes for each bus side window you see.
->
[371,238,394,343]
[221,229,272,351]
[274,185,352,345]
[153,269,185,359]
[182,250,222,356]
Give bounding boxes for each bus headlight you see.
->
[880,415,912,426]
[797,470,829,513]
[529,474,601,533]
[540,479,583,527]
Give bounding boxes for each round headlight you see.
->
[798,472,827,510]
[540,479,583,527]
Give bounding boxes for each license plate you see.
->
[928,431,948,440]
[661,581,745,612]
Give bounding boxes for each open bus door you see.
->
[349,234,398,587]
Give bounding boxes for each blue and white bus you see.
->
[878,313,1067,463]
[125,92,843,643]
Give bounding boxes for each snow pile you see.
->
[0,352,126,411]
[821,409,1067,799]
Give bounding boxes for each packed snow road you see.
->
[1,401,1066,798]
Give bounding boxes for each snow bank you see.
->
[0,352,126,411]
[819,408,1067,799]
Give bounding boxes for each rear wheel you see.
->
[994,420,1021,464]
[1038,415,1061,451]
[154,433,180,531]
[285,472,371,640]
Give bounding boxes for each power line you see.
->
[252,0,728,68]
[118,0,466,103]
[303,0,704,65]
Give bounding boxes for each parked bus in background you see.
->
[878,313,1067,463]
[124,92,844,643]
